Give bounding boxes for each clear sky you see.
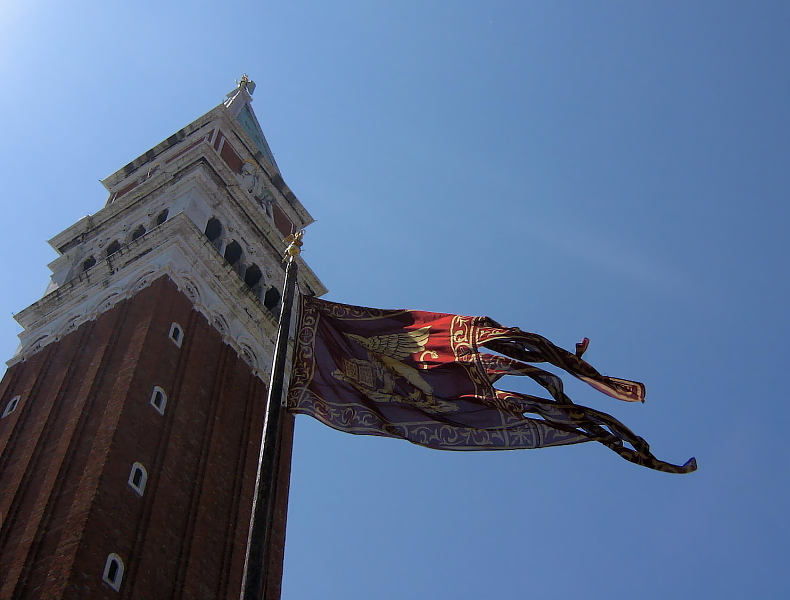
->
[1,1,788,598]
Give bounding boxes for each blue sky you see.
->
[1,1,788,598]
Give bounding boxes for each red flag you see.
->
[287,296,696,474]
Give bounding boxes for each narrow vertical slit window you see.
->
[128,462,148,496]
[169,322,183,347]
[102,553,125,592]
[150,386,167,415]
[1,395,21,418]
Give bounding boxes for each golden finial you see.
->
[236,73,256,95]
[283,230,304,262]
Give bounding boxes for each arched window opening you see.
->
[169,322,183,348]
[2,395,21,418]
[82,256,96,272]
[244,264,262,289]
[131,225,146,241]
[156,209,169,225]
[224,240,242,268]
[128,462,148,496]
[264,287,281,313]
[103,553,125,592]
[108,558,120,581]
[105,240,121,257]
[204,218,223,252]
[150,386,167,415]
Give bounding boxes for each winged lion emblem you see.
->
[332,327,456,413]
[346,327,431,393]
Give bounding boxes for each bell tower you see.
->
[0,77,325,599]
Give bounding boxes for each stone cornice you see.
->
[12,213,315,380]
[43,147,326,299]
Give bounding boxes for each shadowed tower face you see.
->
[0,79,325,600]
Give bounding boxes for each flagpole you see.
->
[241,233,303,600]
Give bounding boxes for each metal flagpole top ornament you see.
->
[283,231,304,261]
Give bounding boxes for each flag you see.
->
[287,296,696,474]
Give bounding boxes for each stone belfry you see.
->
[0,77,325,599]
